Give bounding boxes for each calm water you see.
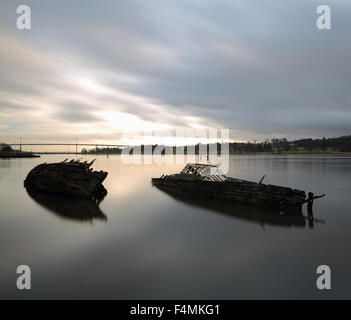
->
[0,154,351,299]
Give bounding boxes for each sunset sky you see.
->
[1,0,351,149]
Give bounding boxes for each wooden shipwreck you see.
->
[152,163,325,213]
[24,159,108,199]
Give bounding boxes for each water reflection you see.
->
[154,185,310,228]
[2,155,344,299]
[25,186,107,222]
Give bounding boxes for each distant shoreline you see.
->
[228,151,351,155]
[25,151,351,156]
[0,152,40,159]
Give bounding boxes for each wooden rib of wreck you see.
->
[24,159,108,199]
[152,163,325,213]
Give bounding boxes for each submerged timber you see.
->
[24,159,108,199]
[152,163,325,213]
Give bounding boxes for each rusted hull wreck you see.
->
[152,164,308,213]
[24,159,108,199]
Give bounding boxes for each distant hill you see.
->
[293,135,351,152]
[0,143,39,158]
[0,143,13,152]
[228,135,351,153]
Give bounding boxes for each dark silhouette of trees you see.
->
[80,135,351,155]
[0,143,13,152]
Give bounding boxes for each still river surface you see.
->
[0,154,350,299]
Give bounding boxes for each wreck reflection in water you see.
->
[25,186,107,222]
[153,185,320,229]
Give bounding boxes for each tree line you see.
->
[81,135,351,154]
[229,135,351,153]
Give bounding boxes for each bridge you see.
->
[8,143,126,147]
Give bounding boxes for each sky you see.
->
[0,0,351,148]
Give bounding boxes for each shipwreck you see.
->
[24,159,108,199]
[152,163,325,213]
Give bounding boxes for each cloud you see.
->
[54,101,104,123]
[0,0,351,143]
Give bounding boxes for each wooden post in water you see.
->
[307,193,314,229]
[307,192,314,210]
[259,175,266,185]
[307,192,315,228]
[307,208,314,229]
